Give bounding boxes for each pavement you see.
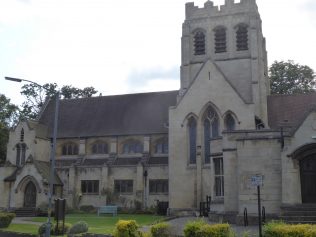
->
[12,216,259,237]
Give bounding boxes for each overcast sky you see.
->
[0,0,315,106]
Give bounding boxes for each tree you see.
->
[20,83,98,119]
[0,94,19,164]
[269,60,316,95]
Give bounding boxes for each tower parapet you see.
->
[185,0,258,20]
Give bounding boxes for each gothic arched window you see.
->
[224,114,236,131]
[194,31,206,55]
[62,143,79,156]
[92,142,108,154]
[188,117,197,164]
[16,143,26,166]
[214,27,226,53]
[236,24,248,51]
[204,107,219,163]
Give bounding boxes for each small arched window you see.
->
[122,141,143,154]
[236,24,248,51]
[155,139,168,154]
[225,114,236,131]
[20,128,24,142]
[214,27,226,53]
[194,31,206,55]
[62,143,79,156]
[92,142,108,154]
[188,117,197,164]
[16,143,26,166]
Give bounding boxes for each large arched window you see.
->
[204,107,219,164]
[92,142,108,154]
[62,143,79,155]
[236,24,248,51]
[16,143,26,166]
[188,117,197,164]
[224,114,236,131]
[122,141,143,154]
[194,30,206,55]
[214,27,226,53]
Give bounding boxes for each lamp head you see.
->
[5,77,23,82]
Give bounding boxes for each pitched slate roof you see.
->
[268,92,316,129]
[39,90,178,138]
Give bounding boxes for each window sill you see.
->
[149,193,168,195]
[212,197,224,204]
[82,193,99,195]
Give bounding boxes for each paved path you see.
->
[12,217,42,226]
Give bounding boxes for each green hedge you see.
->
[113,220,142,237]
[183,220,234,237]
[38,222,72,236]
[68,221,89,235]
[150,222,171,237]
[263,221,316,237]
[0,212,16,228]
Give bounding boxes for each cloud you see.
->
[127,66,180,88]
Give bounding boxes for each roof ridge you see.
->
[59,90,179,103]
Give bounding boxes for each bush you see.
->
[113,220,142,237]
[183,220,206,237]
[68,221,89,235]
[184,220,233,237]
[197,223,233,237]
[263,221,315,237]
[38,222,72,236]
[0,212,15,228]
[79,205,96,213]
[38,223,52,236]
[53,222,72,235]
[150,222,171,237]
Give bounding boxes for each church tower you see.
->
[180,0,269,126]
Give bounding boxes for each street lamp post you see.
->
[5,76,59,237]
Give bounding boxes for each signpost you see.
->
[251,175,263,237]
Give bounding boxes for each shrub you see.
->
[68,221,89,234]
[0,212,15,228]
[183,220,206,237]
[263,221,314,237]
[53,222,72,235]
[197,223,233,237]
[113,220,142,237]
[80,205,96,213]
[38,223,52,236]
[150,222,171,237]
[38,222,72,236]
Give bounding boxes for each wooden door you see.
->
[24,182,37,207]
[300,155,316,203]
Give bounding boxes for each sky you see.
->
[0,0,315,106]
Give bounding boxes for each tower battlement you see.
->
[185,0,258,19]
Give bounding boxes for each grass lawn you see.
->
[2,214,164,235]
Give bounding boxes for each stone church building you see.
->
[1,0,316,223]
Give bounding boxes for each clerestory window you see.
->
[122,141,143,154]
[194,31,206,55]
[62,143,79,155]
[155,138,168,154]
[92,142,108,154]
[236,24,248,51]
[214,27,227,53]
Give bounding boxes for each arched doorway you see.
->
[24,182,37,207]
[293,143,316,203]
